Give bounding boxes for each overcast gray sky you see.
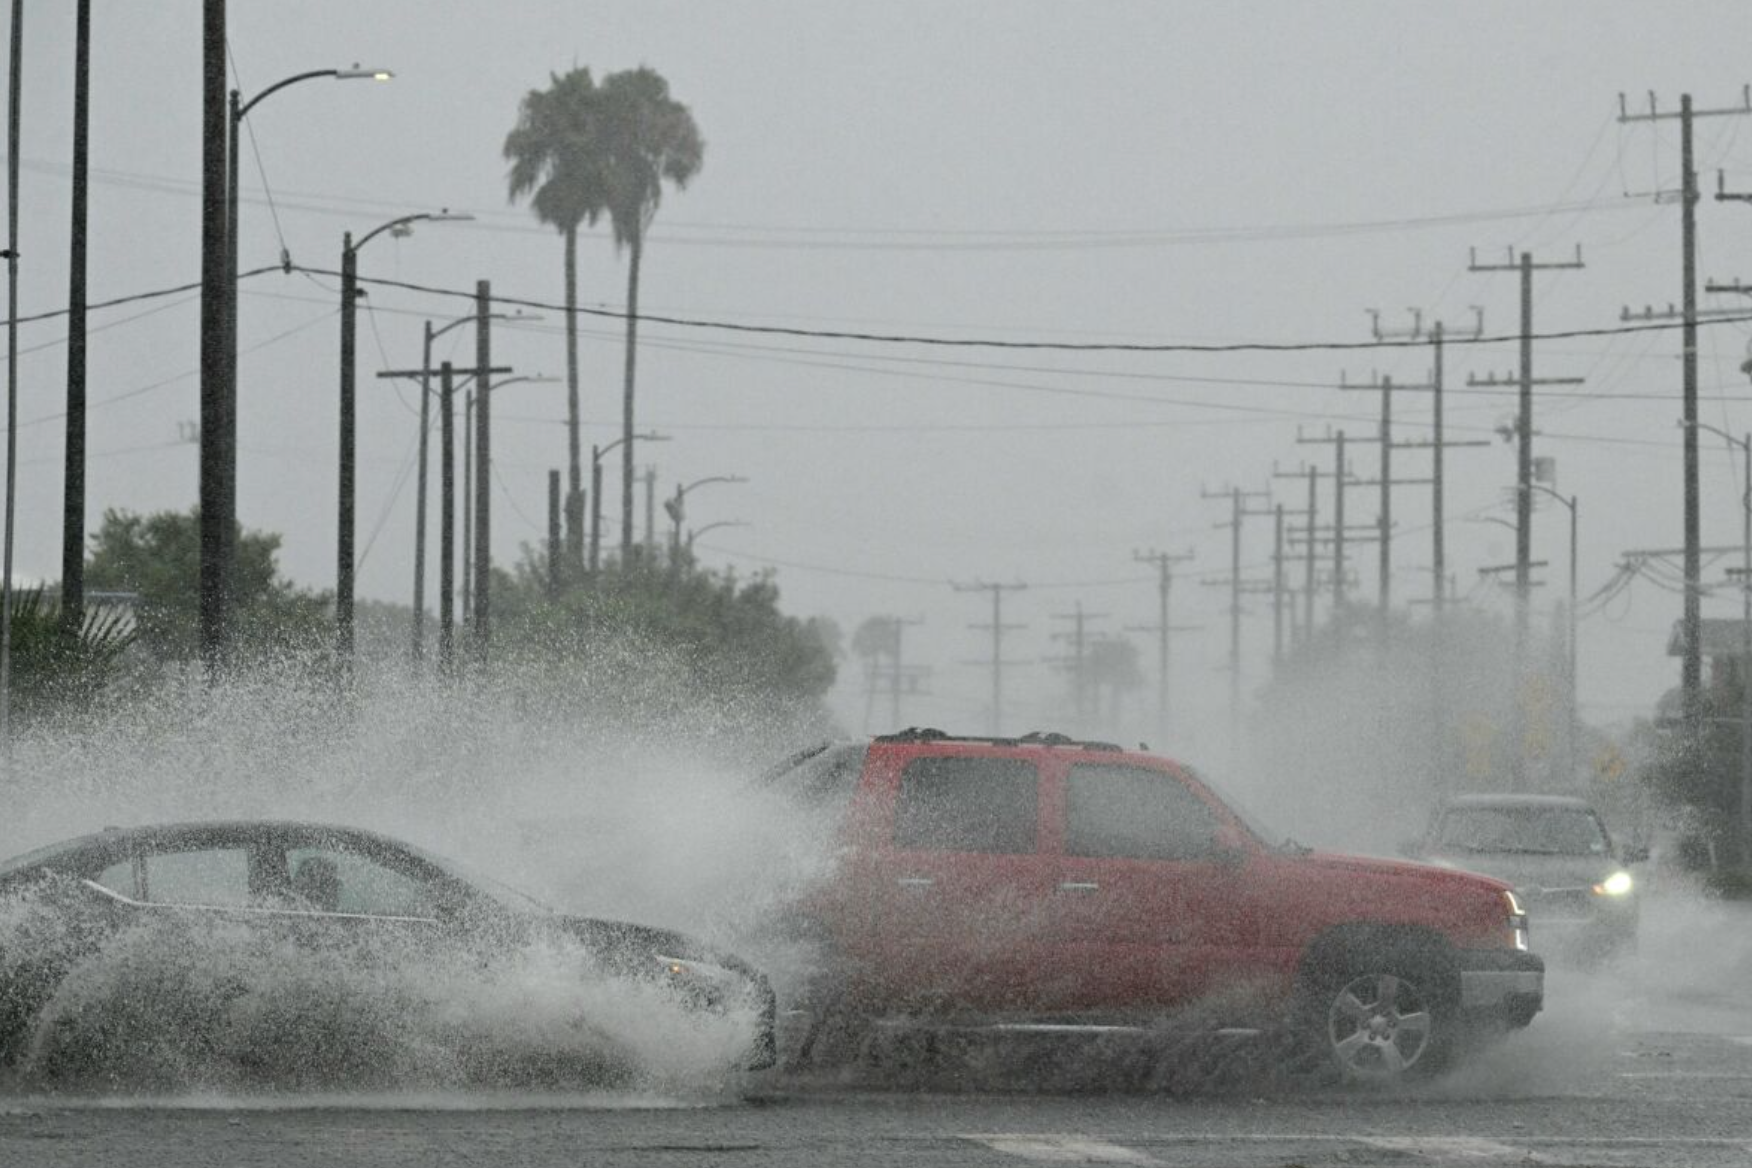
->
[7,1,1752,758]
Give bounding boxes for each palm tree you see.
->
[593,67,703,558]
[504,68,605,580]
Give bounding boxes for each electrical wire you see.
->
[295,266,1752,355]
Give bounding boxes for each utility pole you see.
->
[1364,307,1488,611]
[198,0,227,679]
[376,358,509,662]
[1201,485,1272,761]
[1337,371,1435,640]
[1470,246,1585,785]
[472,280,492,662]
[1050,601,1107,725]
[60,0,90,641]
[643,465,658,561]
[547,469,561,600]
[1294,431,1376,615]
[953,581,1027,736]
[1618,88,1752,725]
[438,362,457,674]
[888,616,924,729]
[1130,549,1194,745]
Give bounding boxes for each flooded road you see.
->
[5,938,1750,1168]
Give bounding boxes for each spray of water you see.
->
[0,638,843,1100]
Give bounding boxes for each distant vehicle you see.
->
[762,729,1542,1083]
[0,821,775,1079]
[1404,794,1644,963]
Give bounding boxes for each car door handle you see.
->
[1057,881,1100,893]
[896,877,935,889]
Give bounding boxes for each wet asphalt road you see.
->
[3,902,1749,1168]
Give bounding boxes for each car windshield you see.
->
[1436,806,1609,856]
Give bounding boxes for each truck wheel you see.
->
[1304,958,1454,1082]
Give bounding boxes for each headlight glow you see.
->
[1594,871,1634,897]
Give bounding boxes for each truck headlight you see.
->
[1504,889,1530,950]
[1593,871,1634,897]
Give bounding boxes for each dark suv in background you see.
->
[1405,793,1644,964]
[763,729,1542,1082]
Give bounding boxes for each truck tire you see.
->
[1298,949,1457,1083]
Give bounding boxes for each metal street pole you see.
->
[590,432,670,572]
[226,67,389,673]
[1,0,21,735]
[1693,421,1752,859]
[336,211,470,666]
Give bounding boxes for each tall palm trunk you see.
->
[563,223,584,579]
[620,228,642,560]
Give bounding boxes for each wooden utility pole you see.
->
[472,280,492,661]
[198,0,227,679]
[1201,485,1272,761]
[1364,307,1488,611]
[60,0,90,640]
[1130,549,1194,745]
[1619,87,1752,723]
[547,469,561,600]
[438,362,457,674]
[1051,601,1106,724]
[954,581,1027,736]
[1468,247,1584,737]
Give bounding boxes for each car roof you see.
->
[1,820,415,873]
[1439,793,1596,811]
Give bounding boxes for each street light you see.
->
[1530,481,1578,789]
[211,65,390,671]
[686,520,750,553]
[590,433,670,573]
[459,374,559,616]
[664,476,749,563]
[338,210,471,663]
[1689,419,1752,858]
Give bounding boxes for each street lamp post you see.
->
[590,432,669,573]
[664,476,748,564]
[1694,421,1752,860]
[459,373,558,611]
[221,67,388,668]
[1531,482,1579,788]
[685,520,749,555]
[337,210,470,665]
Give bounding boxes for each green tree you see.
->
[593,67,704,557]
[504,67,606,579]
[84,508,329,662]
[495,550,835,739]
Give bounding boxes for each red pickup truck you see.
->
[766,730,1543,1082]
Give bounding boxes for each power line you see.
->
[294,265,1752,354]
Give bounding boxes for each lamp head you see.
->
[336,67,395,81]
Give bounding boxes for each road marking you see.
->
[1360,1137,1539,1161]
[1727,1035,1752,1046]
[963,1134,1161,1165]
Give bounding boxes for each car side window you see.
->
[94,858,138,898]
[141,848,253,907]
[893,756,1038,854]
[286,847,436,918]
[1065,764,1221,861]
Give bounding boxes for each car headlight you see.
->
[654,953,741,1010]
[1503,889,1530,951]
[1593,871,1634,897]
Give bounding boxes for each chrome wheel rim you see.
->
[1326,972,1433,1078]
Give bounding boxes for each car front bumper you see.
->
[1455,947,1544,1024]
